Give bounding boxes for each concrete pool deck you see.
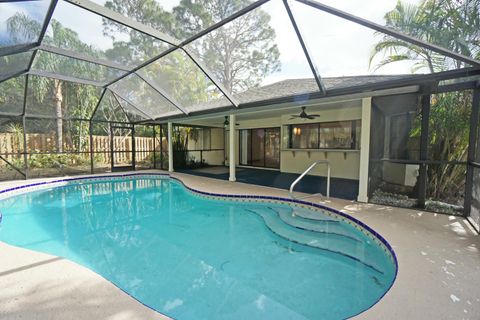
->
[0,170,478,320]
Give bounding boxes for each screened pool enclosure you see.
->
[0,0,479,227]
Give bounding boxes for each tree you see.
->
[141,50,212,106]
[101,0,172,66]
[7,14,102,153]
[174,0,280,93]
[101,0,280,94]
[370,0,479,72]
[371,0,480,205]
[6,10,42,45]
[426,92,471,201]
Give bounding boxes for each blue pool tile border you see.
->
[0,172,398,320]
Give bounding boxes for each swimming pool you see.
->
[0,174,397,319]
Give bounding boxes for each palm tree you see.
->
[370,0,479,73]
[370,0,480,205]
[7,14,104,152]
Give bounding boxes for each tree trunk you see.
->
[54,80,63,152]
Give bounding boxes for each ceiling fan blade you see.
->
[309,114,320,117]
[306,115,317,120]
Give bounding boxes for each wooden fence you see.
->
[0,133,155,165]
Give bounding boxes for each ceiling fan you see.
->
[218,116,239,127]
[289,106,320,120]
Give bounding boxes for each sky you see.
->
[264,0,424,83]
[1,0,430,87]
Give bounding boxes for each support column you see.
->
[168,122,173,172]
[229,114,236,182]
[418,89,431,207]
[131,125,136,170]
[465,86,480,216]
[357,97,372,203]
[152,125,157,169]
[89,120,94,174]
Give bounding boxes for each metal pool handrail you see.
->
[289,160,330,199]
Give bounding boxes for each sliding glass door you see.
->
[239,127,280,169]
[265,128,280,168]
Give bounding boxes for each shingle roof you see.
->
[236,75,413,104]
[186,75,412,113]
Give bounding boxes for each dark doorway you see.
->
[239,127,280,169]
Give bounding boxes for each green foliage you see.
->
[372,0,479,205]
[425,91,472,201]
[102,0,280,94]
[0,76,25,115]
[428,92,471,161]
[143,50,212,106]
[92,92,130,123]
[5,121,24,151]
[172,126,207,169]
[6,11,41,44]
[102,0,173,66]
[5,14,105,154]
[370,0,480,73]
[7,14,105,120]
[174,0,280,93]
[134,125,154,137]
[5,0,281,124]
[26,153,90,169]
[172,136,188,169]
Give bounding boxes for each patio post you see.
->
[417,87,431,208]
[168,122,173,172]
[357,97,372,202]
[229,114,236,182]
[464,85,480,217]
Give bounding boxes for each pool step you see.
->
[262,206,361,242]
[245,207,361,246]
[276,205,339,222]
[271,207,360,236]
[244,207,384,274]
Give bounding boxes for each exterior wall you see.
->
[204,128,225,166]
[280,102,361,179]
[201,150,224,166]
[280,150,360,179]
[211,128,225,149]
[382,162,419,187]
[224,100,363,180]
[184,127,225,166]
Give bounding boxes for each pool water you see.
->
[0,177,396,320]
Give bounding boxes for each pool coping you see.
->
[0,172,398,320]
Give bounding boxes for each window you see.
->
[290,123,319,149]
[288,120,360,149]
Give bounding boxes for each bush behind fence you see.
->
[0,133,155,165]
